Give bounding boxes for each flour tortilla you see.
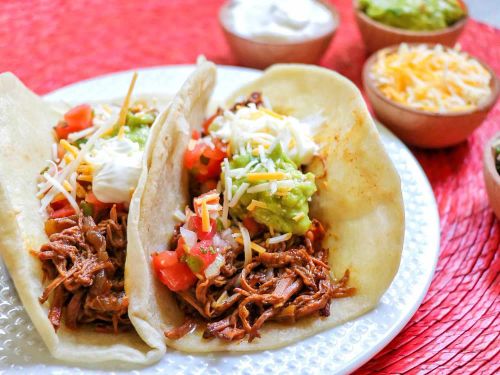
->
[0,72,164,363]
[133,64,404,352]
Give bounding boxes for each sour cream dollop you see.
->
[225,0,335,43]
[85,137,143,203]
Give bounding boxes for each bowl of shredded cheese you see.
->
[363,43,499,148]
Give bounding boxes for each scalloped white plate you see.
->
[0,65,440,374]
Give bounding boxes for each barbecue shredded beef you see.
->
[166,219,355,342]
[38,205,131,332]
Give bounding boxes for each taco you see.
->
[0,72,166,363]
[130,63,405,352]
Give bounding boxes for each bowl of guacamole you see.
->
[359,0,466,31]
[354,0,468,53]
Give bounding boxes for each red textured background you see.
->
[0,0,498,373]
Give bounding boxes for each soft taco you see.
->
[130,63,404,352]
[0,72,167,363]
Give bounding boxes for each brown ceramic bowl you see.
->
[484,132,500,219]
[219,1,339,69]
[353,0,468,54]
[363,44,500,148]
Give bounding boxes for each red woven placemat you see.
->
[0,0,498,373]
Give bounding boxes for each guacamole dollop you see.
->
[227,145,317,235]
[103,110,156,149]
[359,0,465,31]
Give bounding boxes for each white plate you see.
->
[0,65,440,374]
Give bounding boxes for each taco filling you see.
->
[152,93,355,342]
[36,79,158,332]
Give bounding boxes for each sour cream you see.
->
[85,137,143,203]
[225,0,335,43]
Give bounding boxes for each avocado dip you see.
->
[359,0,466,31]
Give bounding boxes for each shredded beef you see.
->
[230,92,264,112]
[38,206,130,332]
[165,219,355,342]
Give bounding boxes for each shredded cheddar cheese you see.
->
[246,172,288,182]
[292,212,305,222]
[201,199,210,233]
[246,199,267,211]
[235,236,266,254]
[60,139,79,158]
[371,44,492,113]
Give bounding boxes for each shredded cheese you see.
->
[236,235,267,255]
[247,172,287,182]
[239,224,252,266]
[77,174,93,182]
[62,180,73,192]
[201,199,211,233]
[292,212,305,222]
[371,44,492,113]
[229,182,250,207]
[117,72,138,138]
[247,199,267,211]
[267,232,292,245]
[42,172,79,213]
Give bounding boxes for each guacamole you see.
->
[227,145,317,235]
[359,0,465,31]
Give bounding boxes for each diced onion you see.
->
[221,228,238,248]
[174,209,186,222]
[205,254,225,278]
[180,227,197,249]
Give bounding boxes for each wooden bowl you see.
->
[484,132,500,219]
[218,1,339,69]
[353,0,468,54]
[362,44,500,149]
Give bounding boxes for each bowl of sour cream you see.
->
[219,0,339,69]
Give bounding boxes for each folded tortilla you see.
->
[0,72,164,363]
[130,63,404,352]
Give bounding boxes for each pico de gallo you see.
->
[36,74,159,332]
[152,93,355,342]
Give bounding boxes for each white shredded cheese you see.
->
[41,172,80,213]
[239,224,252,267]
[67,126,96,142]
[267,232,292,244]
[229,182,250,208]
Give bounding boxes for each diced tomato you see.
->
[85,191,111,216]
[242,216,263,238]
[49,200,75,218]
[186,239,218,273]
[54,104,93,140]
[191,130,201,140]
[152,251,197,292]
[200,179,218,193]
[187,216,216,240]
[184,138,227,182]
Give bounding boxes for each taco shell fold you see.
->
[0,72,163,364]
[131,63,404,352]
